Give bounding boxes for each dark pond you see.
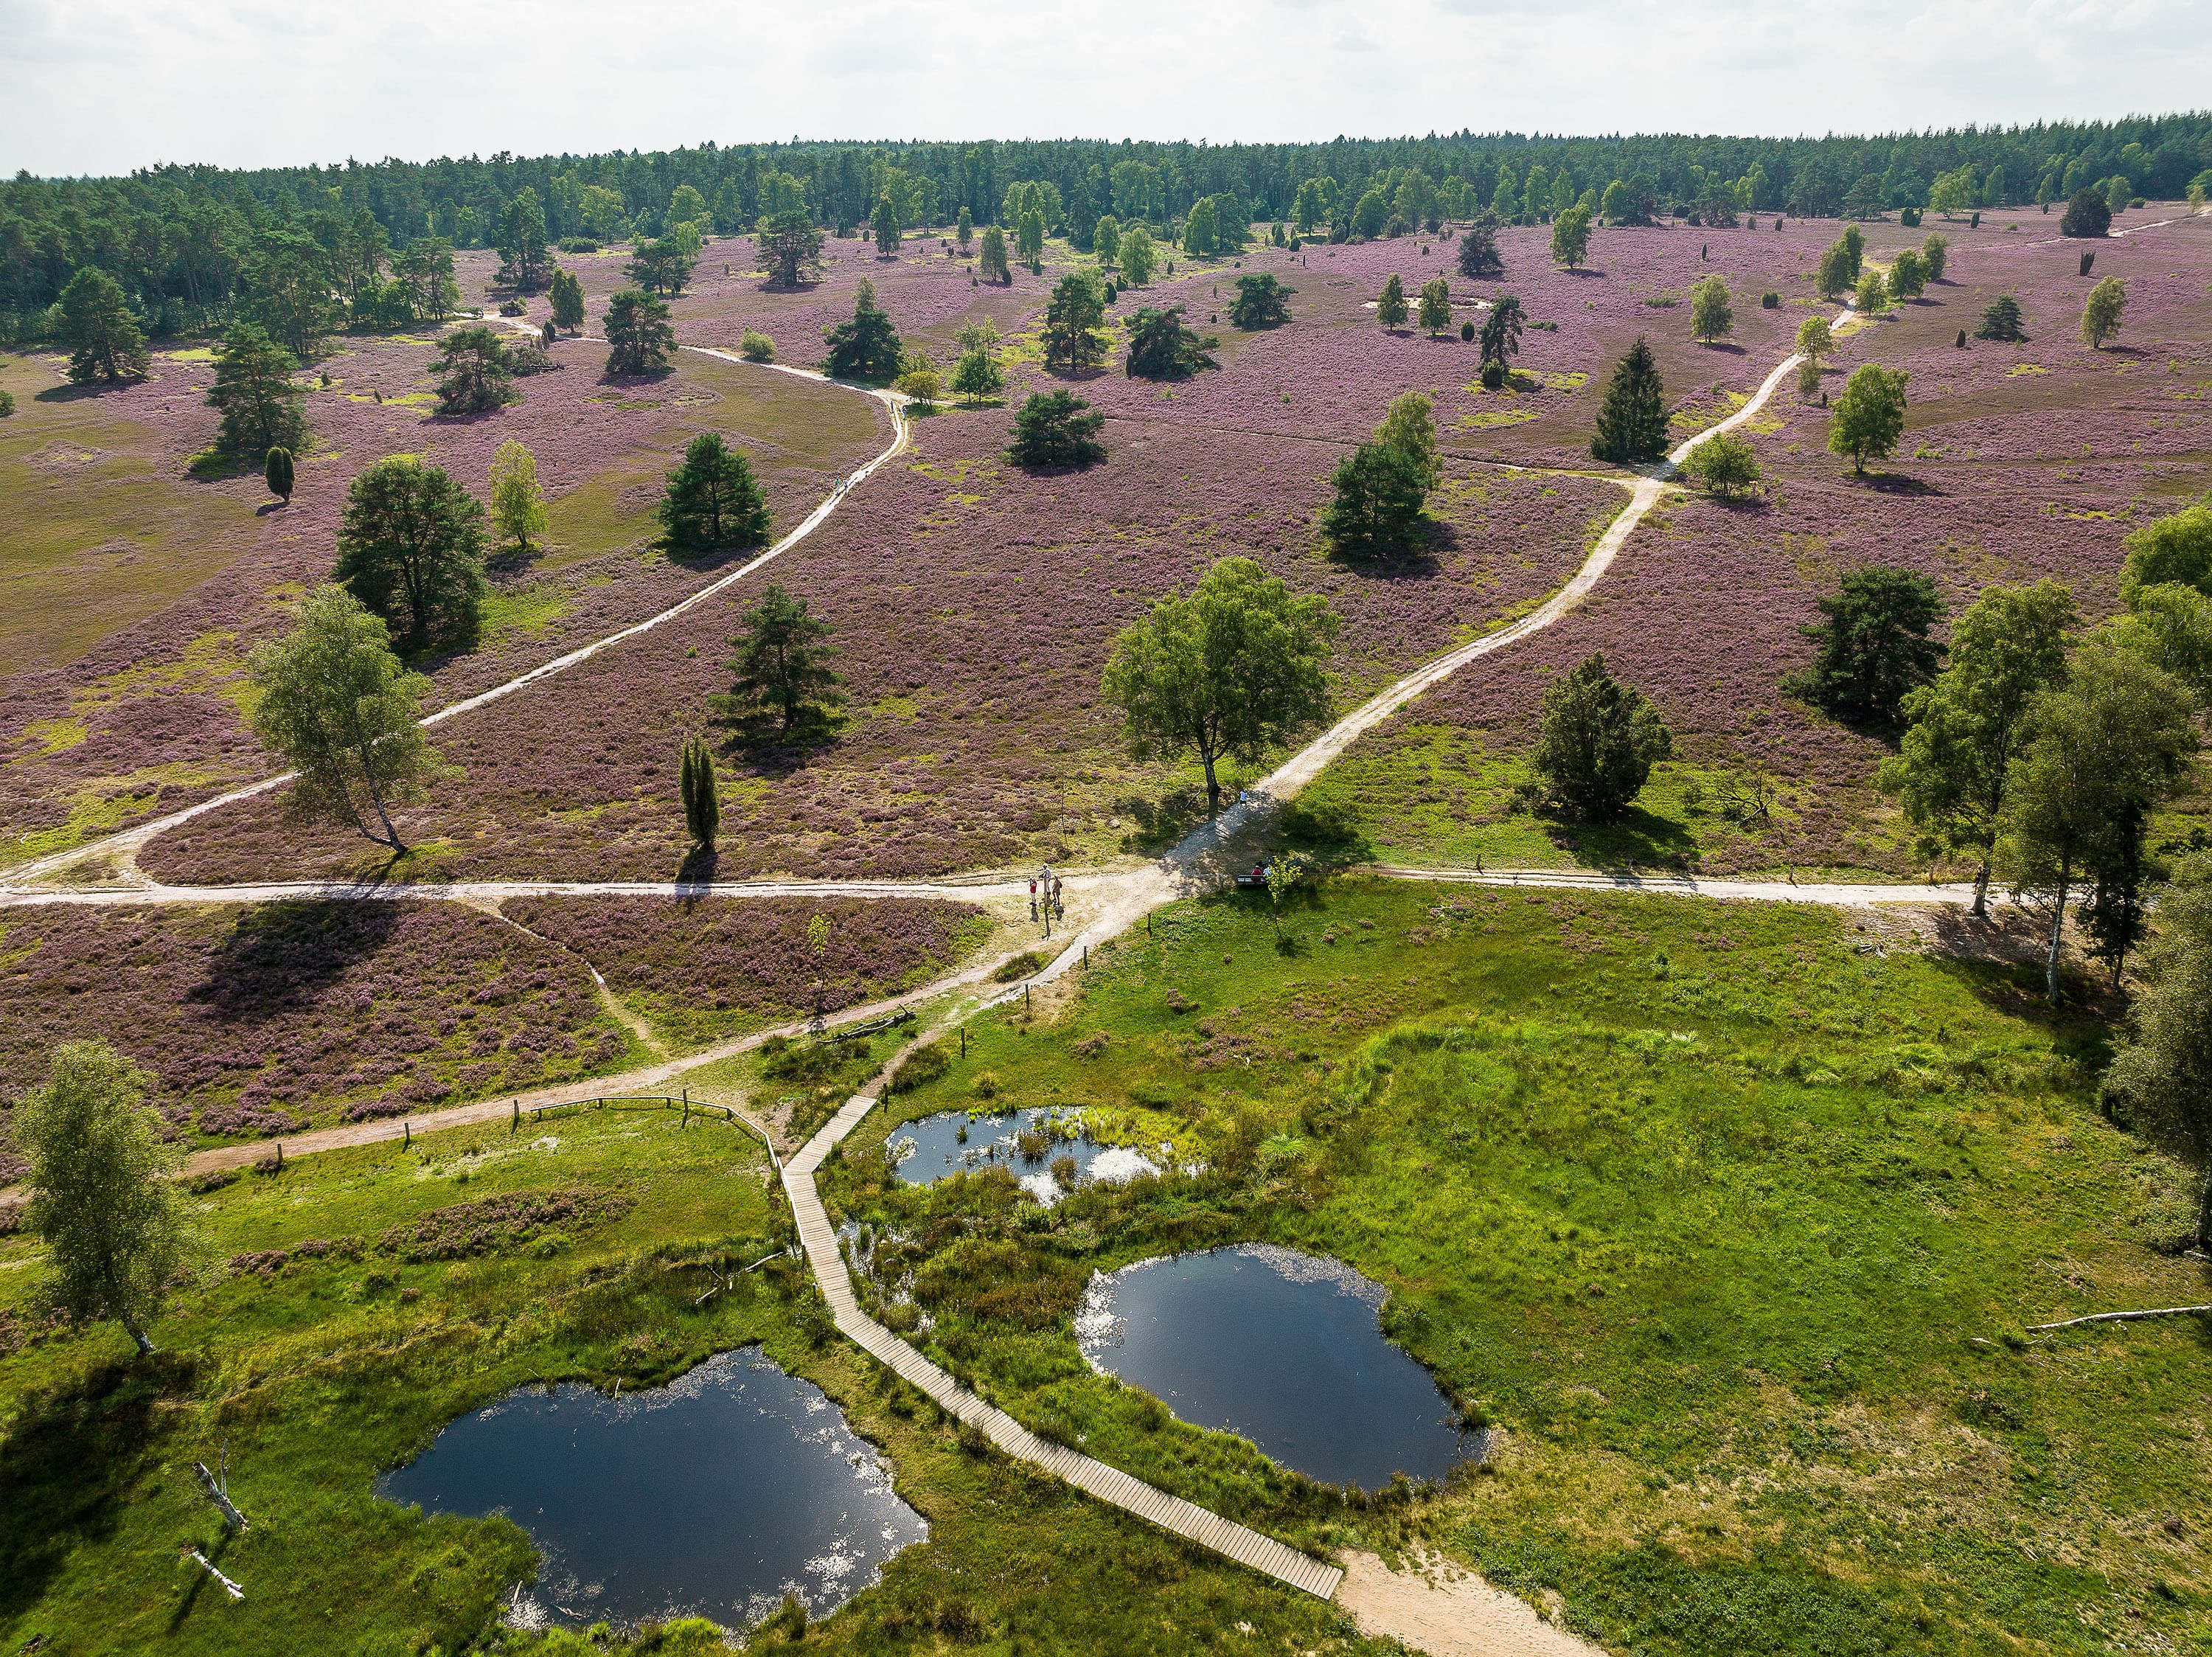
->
[1075,1245,1478,1490]
[887,1107,1159,1203]
[376,1347,925,1632]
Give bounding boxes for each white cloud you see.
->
[1,0,2208,175]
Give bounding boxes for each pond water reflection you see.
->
[1076,1245,1478,1490]
[376,1347,924,1631]
[887,1106,1158,1203]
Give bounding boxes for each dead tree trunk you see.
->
[193,1445,248,1532]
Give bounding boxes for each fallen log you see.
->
[187,1549,244,1600]
[2026,1305,2211,1333]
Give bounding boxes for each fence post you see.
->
[511,1099,519,1133]
[403,1121,411,1150]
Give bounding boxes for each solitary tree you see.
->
[249,586,447,850]
[873,196,900,259]
[1093,215,1121,265]
[627,238,698,297]
[1975,294,2026,341]
[1228,272,1293,329]
[1007,390,1106,469]
[1791,565,1946,725]
[489,438,549,557]
[2102,853,2212,1249]
[1124,306,1218,380]
[957,206,973,249]
[658,432,769,552]
[978,225,1012,285]
[548,267,586,333]
[1478,293,1526,383]
[758,210,826,287]
[1921,232,1950,282]
[1323,441,1429,559]
[333,456,488,651]
[1100,555,1338,816]
[951,345,1006,404]
[1887,247,1928,301]
[1794,315,1834,368]
[1531,653,1674,820]
[1678,430,1761,498]
[2080,276,2127,349]
[1550,204,1592,270]
[1457,216,1503,279]
[1590,336,1669,465]
[2001,636,2194,1001]
[434,325,517,415]
[680,735,720,850]
[264,445,295,504]
[1041,271,1108,372]
[1417,277,1453,336]
[824,280,904,381]
[15,1041,189,1358]
[1117,225,1158,286]
[2060,187,2112,238]
[1688,274,1733,344]
[1817,240,1855,299]
[604,288,676,375]
[723,584,841,733]
[495,188,552,292]
[1827,363,1910,473]
[1375,391,1441,488]
[1853,268,1889,317]
[207,321,307,460]
[1376,273,1409,329]
[1877,580,2078,915]
[58,268,150,384]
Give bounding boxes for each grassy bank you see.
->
[821,876,2212,1655]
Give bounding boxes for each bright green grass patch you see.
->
[0,364,260,674]
[1,1105,1385,1657]
[1283,721,1843,877]
[819,877,2211,1656]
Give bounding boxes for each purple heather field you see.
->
[17,205,2212,887]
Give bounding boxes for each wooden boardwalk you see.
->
[782,1095,1343,1602]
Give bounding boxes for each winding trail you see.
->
[2,350,908,888]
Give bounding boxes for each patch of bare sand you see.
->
[1335,1549,1607,1656]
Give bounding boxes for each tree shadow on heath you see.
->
[186,899,403,1023]
[1859,470,1943,497]
[712,704,844,776]
[0,1354,192,1628]
[675,844,720,889]
[1543,802,1700,871]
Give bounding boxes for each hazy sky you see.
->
[6,0,2208,178]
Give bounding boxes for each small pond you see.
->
[1075,1245,1479,1490]
[887,1107,1159,1204]
[376,1347,925,1632]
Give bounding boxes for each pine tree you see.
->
[208,322,307,459]
[1590,337,1669,465]
[723,585,842,732]
[822,281,903,381]
[658,433,769,552]
[603,288,675,375]
[1376,273,1408,328]
[1007,391,1107,469]
[58,268,150,384]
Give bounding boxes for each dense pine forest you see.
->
[5,119,2211,337]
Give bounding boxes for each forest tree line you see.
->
[6,117,2211,341]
